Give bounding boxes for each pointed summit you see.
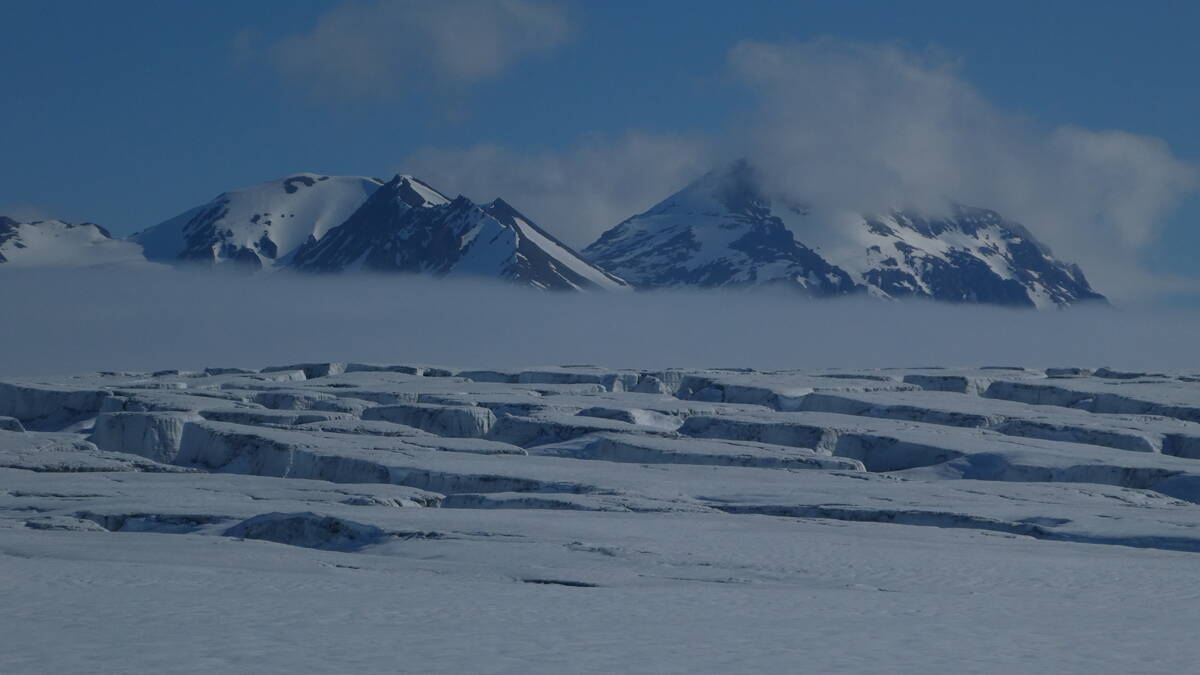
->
[584,161,1105,307]
[385,174,451,209]
[583,162,860,296]
[291,175,628,291]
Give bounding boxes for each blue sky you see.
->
[2,0,1197,303]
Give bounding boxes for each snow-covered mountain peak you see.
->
[3,164,1106,306]
[292,177,629,291]
[637,160,775,223]
[131,173,384,269]
[586,161,1105,307]
[479,197,630,291]
[583,162,860,296]
[782,201,1105,308]
[0,218,146,268]
[381,174,451,209]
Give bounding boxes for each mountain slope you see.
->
[0,217,146,268]
[584,162,1105,307]
[809,206,1107,307]
[291,175,629,291]
[582,162,860,296]
[131,174,384,269]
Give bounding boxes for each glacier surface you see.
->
[3,363,1200,673]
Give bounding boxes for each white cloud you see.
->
[400,133,712,247]
[726,39,1198,300]
[269,0,571,98]
[392,37,1195,301]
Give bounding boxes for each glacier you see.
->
[3,362,1200,673]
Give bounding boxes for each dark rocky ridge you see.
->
[292,175,627,291]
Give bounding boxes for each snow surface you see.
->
[3,363,1200,673]
[0,219,146,268]
[581,165,855,295]
[131,174,384,267]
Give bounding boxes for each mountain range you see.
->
[1,164,1105,307]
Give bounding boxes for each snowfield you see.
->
[0,217,147,268]
[4,363,1200,673]
[131,174,385,269]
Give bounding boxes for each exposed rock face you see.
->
[0,215,16,263]
[6,165,1106,307]
[584,162,861,296]
[851,206,1106,307]
[291,175,629,291]
[584,161,1106,307]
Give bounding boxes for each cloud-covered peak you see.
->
[727,39,1198,299]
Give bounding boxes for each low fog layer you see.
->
[1,266,1196,377]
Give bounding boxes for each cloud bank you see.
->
[728,40,1197,298]
[269,0,570,99]
[1,267,1197,377]
[402,133,712,246]
[398,38,1196,301]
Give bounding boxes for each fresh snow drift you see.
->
[292,175,629,291]
[584,161,1106,307]
[131,173,384,269]
[0,216,145,268]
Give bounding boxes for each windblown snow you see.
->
[4,362,1200,673]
